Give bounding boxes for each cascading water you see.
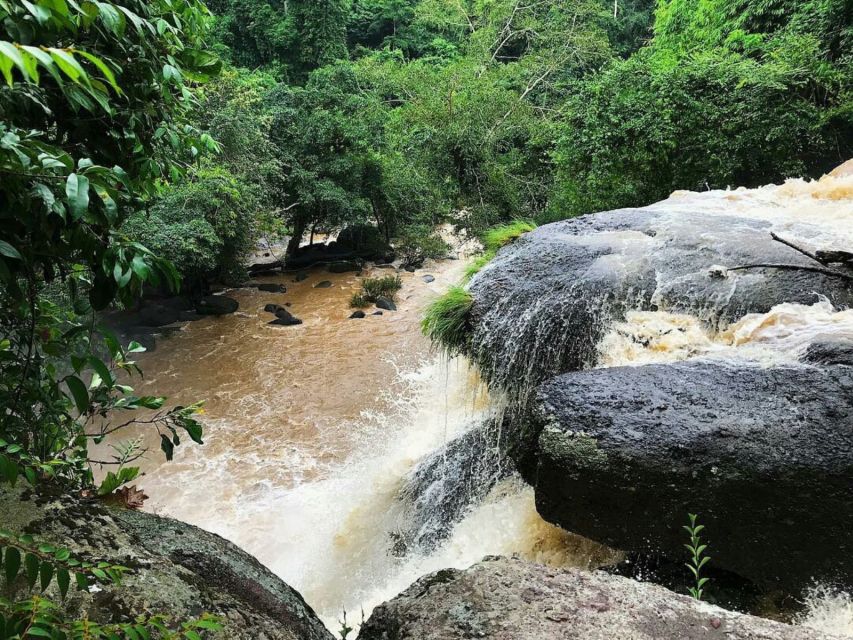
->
[119,261,616,632]
[118,166,853,636]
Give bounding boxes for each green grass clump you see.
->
[463,251,495,281]
[421,286,474,354]
[463,220,537,281]
[350,275,403,308]
[481,220,536,254]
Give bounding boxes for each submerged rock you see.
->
[350,310,366,319]
[533,360,853,592]
[358,557,833,640]
[255,283,287,293]
[195,295,239,316]
[421,275,435,283]
[0,486,333,640]
[269,308,302,326]
[314,280,333,289]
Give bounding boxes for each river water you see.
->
[123,260,615,631]
[119,166,853,635]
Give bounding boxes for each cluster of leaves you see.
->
[350,275,402,308]
[0,599,221,640]
[0,530,126,599]
[550,0,852,218]
[394,226,450,269]
[0,533,222,639]
[0,0,217,494]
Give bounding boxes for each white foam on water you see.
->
[599,299,853,368]
[799,587,853,636]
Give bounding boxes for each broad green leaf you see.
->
[65,173,90,219]
[4,547,20,585]
[39,559,53,590]
[57,567,70,599]
[64,375,89,414]
[25,552,39,589]
[0,240,21,260]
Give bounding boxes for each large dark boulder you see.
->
[0,486,333,640]
[467,209,853,393]
[358,557,834,640]
[532,360,853,592]
[336,224,393,262]
[195,295,239,316]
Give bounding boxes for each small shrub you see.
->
[421,286,474,355]
[350,292,370,308]
[684,513,711,600]
[395,225,451,268]
[350,275,403,308]
[481,220,536,254]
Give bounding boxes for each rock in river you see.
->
[375,296,397,311]
[195,295,239,316]
[467,208,853,392]
[533,359,853,592]
[358,557,833,640]
[0,485,333,640]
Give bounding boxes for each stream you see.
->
[113,168,853,636]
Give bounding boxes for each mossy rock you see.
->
[0,485,333,640]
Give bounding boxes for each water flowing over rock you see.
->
[357,557,839,640]
[0,486,333,640]
[533,360,853,592]
[395,422,513,554]
[467,208,853,397]
[462,170,853,594]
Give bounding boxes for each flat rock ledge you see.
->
[0,485,333,640]
[357,557,840,640]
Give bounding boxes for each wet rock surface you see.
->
[357,557,835,640]
[532,360,853,592]
[0,485,333,640]
[376,297,397,311]
[467,209,853,391]
[195,295,239,316]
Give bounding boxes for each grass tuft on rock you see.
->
[421,286,474,355]
[350,275,402,308]
[464,220,537,281]
[481,220,536,254]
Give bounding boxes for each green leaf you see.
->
[75,572,89,591]
[0,240,21,260]
[25,552,39,589]
[65,173,90,219]
[64,375,89,414]
[39,559,53,591]
[86,356,114,388]
[77,50,120,92]
[4,547,20,585]
[160,434,174,461]
[56,567,70,599]
[0,454,18,485]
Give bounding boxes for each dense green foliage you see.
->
[0,0,215,490]
[193,0,849,259]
